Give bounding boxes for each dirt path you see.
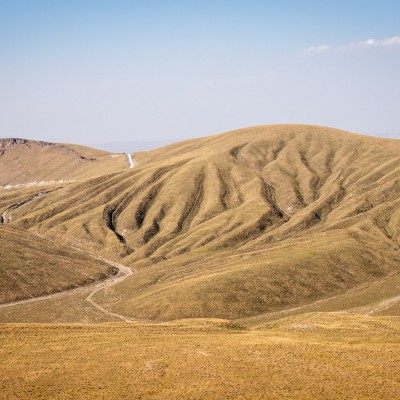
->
[126,153,135,169]
[0,187,61,224]
[238,293,342,327]
[0,258,134,322]
[240,274,400,325]
[358,295,400,316]
[85,260,134,322]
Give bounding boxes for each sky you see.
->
[0,0,399,146]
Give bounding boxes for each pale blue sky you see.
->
[1,1,399,144]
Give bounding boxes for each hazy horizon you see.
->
[0,124,399,153]
[1,124,399,152]
[1,1,400,143]
[86,126,400,153]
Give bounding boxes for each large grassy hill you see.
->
[0,125,399,321]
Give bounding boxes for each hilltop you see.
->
[0,137,127,186]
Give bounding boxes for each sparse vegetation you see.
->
[1,313,400,399]
[0,125,400,399]
[0,225,115,303]
[0,125,399,321]
[0,138,126,185]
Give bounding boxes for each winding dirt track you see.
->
[0,154,137,320]
[85,261,134,322]
[364,295,400,315]
[0,259,134,321]
[1,187,61,224]
[239,293,342,326]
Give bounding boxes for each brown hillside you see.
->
[0,225,116,303]
[0,138,127,185]
[0,125,399,321]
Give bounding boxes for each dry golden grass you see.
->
[0,138,126,185]
[1,313,400,399]
[0,225,116,303]
[1,126,400,399]
[0,125,399,322]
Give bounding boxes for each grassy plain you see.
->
[1,313,400,400]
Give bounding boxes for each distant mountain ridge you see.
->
[0,137,96,160]
[0,137,127,185]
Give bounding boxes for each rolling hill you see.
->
[0,138,127,186]
[0,125,399,322]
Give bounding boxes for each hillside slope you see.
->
[1,125,399,321]
[0,138,127,185]
[0,225,116,303]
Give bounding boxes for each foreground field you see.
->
[1,313,399,399]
